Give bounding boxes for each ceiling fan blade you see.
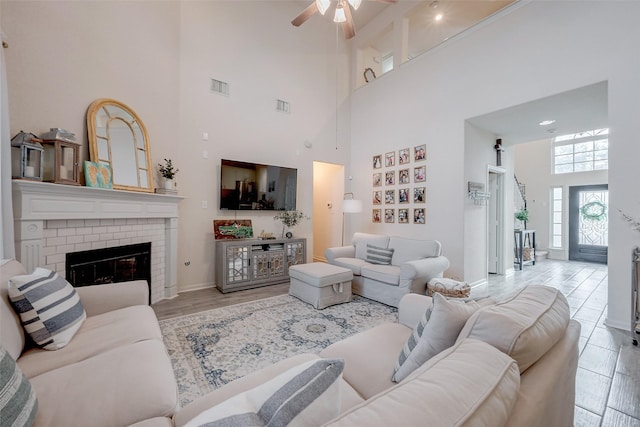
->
[291,2,319,27]
[342,4,356,39]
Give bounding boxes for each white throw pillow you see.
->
[8,268,86,350]
[392,293,480,382]
[184,358,345,427]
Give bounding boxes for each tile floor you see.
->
[154,258,640,426]
[481,260,640,427]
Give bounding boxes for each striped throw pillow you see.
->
[365,244,394,265]
[393,305,433,379]
[392,293,480,382]
[183,358,344,427]
[0,345,38,427]
[8,268,86,350]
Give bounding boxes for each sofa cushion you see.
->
[388,236,441,266]
[182,359,344,427]
[392,293,480,382]
[8,268,86,350]
[456,285,570,373]
[320,323,412,399]
[17,304,163,378]
[326,339,520,427]
[360,264,400,286]
[352,233,390,260]
[30,339,177,427]
[0,345,38,427]
[365,244,394,265]
[0,260,28,360]
[330,258,368,276]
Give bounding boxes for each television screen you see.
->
[220,159,297,210]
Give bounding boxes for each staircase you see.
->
[514,174,527,212]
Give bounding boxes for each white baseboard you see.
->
[469,279,487,288]
[604,317,632,332]
[178,282,216,293]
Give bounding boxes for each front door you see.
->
[568,185,608,263]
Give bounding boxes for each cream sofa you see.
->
[160,284,580,427]
[325,232,450,307]
[0,259,178,427]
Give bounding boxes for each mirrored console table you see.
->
[215,238,306,293]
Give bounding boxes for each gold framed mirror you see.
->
[87,98,153,192]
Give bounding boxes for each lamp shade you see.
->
[333,6,346,23]
[343,199,363,213]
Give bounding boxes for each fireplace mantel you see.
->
[12,180,183,301]
[12,180,182,220]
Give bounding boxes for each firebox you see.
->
[66,242,151,303]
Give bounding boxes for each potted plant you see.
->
[158,158,179,190]
[273,210,308,238]
[515,208,529,229]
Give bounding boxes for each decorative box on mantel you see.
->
[11,180,184,302]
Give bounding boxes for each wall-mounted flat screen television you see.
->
[220,159,297,210]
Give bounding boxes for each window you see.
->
[551,186,563,248]
[553,128,608,174]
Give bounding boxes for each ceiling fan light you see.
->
[316,0,330,15]
[347,0,362,10]
[334,6,346,23]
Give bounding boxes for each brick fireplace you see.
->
[11,180,182,303]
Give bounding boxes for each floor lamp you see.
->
[342,193,363,246]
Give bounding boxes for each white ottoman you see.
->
[289,263,353,309]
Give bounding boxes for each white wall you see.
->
[2,1,181,171]
[2,1,351,292]
[463,122,515,282]
[514,138,608,260]
[351,1,640,330]
[176,1,351,290]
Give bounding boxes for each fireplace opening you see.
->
[66,242,151,303]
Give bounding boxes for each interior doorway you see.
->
[487,166,506,274]
[569,184,608,264]
[312,162,344,262]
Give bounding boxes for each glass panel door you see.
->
[569,185,608,264]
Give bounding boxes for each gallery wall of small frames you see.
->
[372,145,426,224]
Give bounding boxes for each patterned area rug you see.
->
[159,294,398,406]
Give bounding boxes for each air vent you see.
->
[276,99,290,114]
[210,78,229,96]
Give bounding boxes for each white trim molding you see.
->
[12,180,183,302]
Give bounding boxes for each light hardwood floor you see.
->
[152,259,640,427]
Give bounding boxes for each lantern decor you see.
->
[11,131,44,181]
[40,128,81,185]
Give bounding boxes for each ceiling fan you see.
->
[291,0,397,40]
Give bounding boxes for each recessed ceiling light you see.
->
[539,120,556,126]
[435,13,443,21]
